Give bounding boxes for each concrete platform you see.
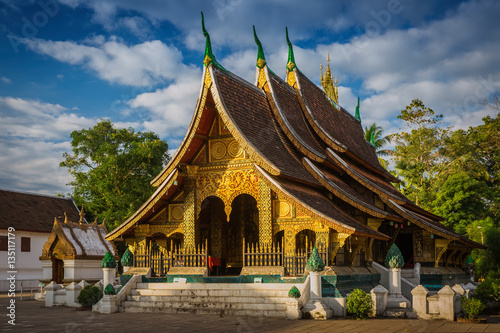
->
[2,294,500,332]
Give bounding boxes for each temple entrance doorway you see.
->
[296,229,316,252]
[198,196,227,275]
[396,232,414,268]
[227,194,259,275]
[50,237,64,283]
[196,194,259,275]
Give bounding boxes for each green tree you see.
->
[391,99,446,208]
[60,120,170,230]
[432,173,491,235]
[364,123,391,156]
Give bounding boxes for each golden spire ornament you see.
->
[320,52,339,105]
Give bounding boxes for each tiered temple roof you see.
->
[106,19,484,252]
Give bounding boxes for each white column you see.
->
[309,271,322,300]
[102,268,115,288]
[388,268,401,296]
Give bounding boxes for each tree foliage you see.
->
[391,97,500,276]
[391,99,445,208]
[60,120,170,230]
[364,123,391,168]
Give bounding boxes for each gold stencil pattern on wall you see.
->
[196,169,260,219]
[227,140,243,158]
[169,204,184,221]
[274,200,291,218]
[209,138,246,162]
[211,141,226,160]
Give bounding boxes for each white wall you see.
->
[0,229,50,291]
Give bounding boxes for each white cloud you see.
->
[127,71,201,138]
[1,76,10,84]
[0,138,72,195]
[0,97,96,194]
[22,37,191,87]
[0,97,94,140]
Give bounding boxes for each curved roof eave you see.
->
[106,169,179,240]
[294,69,399,183]
[265,67,326,163]
[151,68,209,187]
[385,198,459,240]
[293,69,347,152]
[253,164,390,241]
[303,157,403,222]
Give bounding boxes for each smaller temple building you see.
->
[40,212,116,284]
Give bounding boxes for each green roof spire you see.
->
[201,12,226,70]
[253,26,266,68]
[355,97,361,122]
[370,130,376,147]
[286,27,296,72]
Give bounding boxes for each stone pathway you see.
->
[1,296,500,332]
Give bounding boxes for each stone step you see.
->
[131,288,288,298]
[126,294,289,304]
[135,282,296,291]
[119,305,284,317]
[122,300,287,312]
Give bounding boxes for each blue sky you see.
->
[0,0,499,195]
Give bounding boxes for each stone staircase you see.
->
[120,282,298,317]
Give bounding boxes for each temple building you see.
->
[106,21,484,279]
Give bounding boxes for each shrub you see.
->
[461,297,485,319]
[346,289,373,319]
[475,278,500,303]
[77,285,103,307]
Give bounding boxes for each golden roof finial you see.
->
[321,53,339,105]
[79,205,85,224]
[64,212,68,224]
[320,63,324,83]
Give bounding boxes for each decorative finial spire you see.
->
[253,25,266,68]
[286,27,296,72]
[321,53,339,104]
[64,212,68,224]
[201,12,226,70]
[79,205,85,224]
[370,131,376,147]
[355,97,361,122]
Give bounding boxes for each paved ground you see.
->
[2,295,500,333]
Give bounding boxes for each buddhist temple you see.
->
[106,17,484,281]
[40,210,116,284]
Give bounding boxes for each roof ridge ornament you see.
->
[355,97,361,122]
[79,205,85,224]
[285,27,296,72]
[253,25,266,68]
[201,12,226,71]
[370,131,376,147]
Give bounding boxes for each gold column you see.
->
[258,178,272,245]
[183,166,199,249]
